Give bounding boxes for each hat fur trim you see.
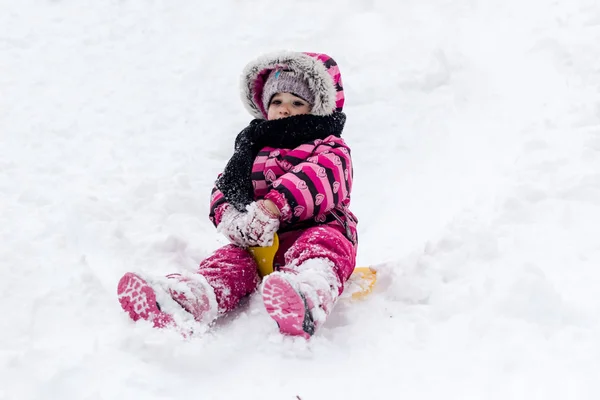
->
[240,51,339,119]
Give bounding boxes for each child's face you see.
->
[267,92,311,120]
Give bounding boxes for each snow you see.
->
[2,0,600,399]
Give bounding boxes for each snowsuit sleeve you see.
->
[264,138,353,225]
[208,182,228,227]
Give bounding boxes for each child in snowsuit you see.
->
[117,51,358,338]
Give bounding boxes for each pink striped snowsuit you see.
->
[201,135,358,313]
[117,52,358,333]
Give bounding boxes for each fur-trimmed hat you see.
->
[241,51,345,119]
[261,68,315,112]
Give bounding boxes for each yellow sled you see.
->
[249,233,376,300]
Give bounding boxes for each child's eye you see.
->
[293,101,305,107]
[270,100,281,106]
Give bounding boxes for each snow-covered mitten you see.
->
[261,258,341,338]
[217,201,280,247]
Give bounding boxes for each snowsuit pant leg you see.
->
[197,244,260,314]
[275,225,357,295]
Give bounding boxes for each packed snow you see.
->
[2,0,600,399]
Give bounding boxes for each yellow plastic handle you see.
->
[248,233,280,277]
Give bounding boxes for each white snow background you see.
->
[2,0,600,399]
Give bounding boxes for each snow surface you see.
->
[2,0,600,399]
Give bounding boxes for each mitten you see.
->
[218,201,280,247]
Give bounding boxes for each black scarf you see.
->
[216,112,346,212]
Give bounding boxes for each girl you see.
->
[117,51,358,338]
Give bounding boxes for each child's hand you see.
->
[218,201,280,247]
[245,200,280,246]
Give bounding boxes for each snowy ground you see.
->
[2,0,600,399]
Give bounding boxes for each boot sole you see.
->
[117,272,174,328]
[262,275,314,339]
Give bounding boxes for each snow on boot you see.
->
[163,273,218,325]
[117,272,215,335]
[294,258,340,327]
[261,258,341,338]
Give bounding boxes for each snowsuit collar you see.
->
[216,112,346,211]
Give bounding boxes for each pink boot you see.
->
[117,272,217,333]
[261,259,340,339]
[117,272,175,329]
[262,273,315,339]
[163,273,218,325]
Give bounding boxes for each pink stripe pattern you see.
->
[210,134,356,243]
